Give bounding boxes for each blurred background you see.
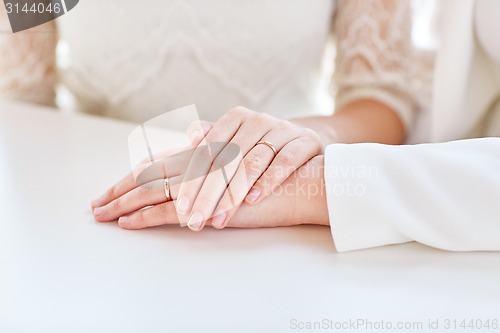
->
[1,0,438,123]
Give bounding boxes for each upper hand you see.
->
[177,106,322,231]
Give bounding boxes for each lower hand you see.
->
[91,155,328,229]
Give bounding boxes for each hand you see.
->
[91,155,329,229]
[177,106,322,231]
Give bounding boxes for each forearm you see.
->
[291,99,406,148]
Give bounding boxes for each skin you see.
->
[93,156,329,229]
[92,99,404,230]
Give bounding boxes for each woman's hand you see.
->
[92,106,323,230]
[178,106,322,231]
[91,150,328,229]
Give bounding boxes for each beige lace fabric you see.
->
[0,0,435,126]
[334,0,435,129]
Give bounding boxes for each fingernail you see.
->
[188,212,204,231]
[93,207,104,216]
[246,187,261,203]
[118,216,130,226]
[91,199,100,208]
[177,196,190,214]
[212,210,227,228]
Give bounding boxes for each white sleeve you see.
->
[324,138,500,252]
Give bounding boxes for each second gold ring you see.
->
[255,140,277,156]
[164,178,171,201]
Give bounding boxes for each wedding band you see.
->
[255,140,277,156]
[164,178,171,201]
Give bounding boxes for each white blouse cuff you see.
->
[324,143,412,252]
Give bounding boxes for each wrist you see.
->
[291,155,329,226]
[289,117,340,150]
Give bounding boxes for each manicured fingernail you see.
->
[118,216,130,226]
[93,207,104,216]
[246,188,261,203]
[177,196,190,214]
[212,210,227,228]
[188,212,204,231]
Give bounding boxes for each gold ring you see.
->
[256,140,277,156]
[164,178,171,201]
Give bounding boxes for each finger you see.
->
[91,171,138,209]
[184,116,277,231]
[118,201,180,230]
[135,148,194,185]
[176,108,245,218]
[92,146,195,210]
[184,148,242,231]
[248,136,320,205]
[93,176,182,222]
[186,120,213,146]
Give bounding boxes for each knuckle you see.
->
[156,204,169,221]
[107,186,118,200]
[215,146,240,169]
[192,145,212,163]
[301,127,317,137]
[228,106,249,117]
[276,151,295,166]
[244,153,265,178]
[110,198,122,211]
[213,152,233,170]
[302,128,322,145]
[299,135,315,147]
[137,185,153,198]
[278,120,295,131]
[252,112,271,126]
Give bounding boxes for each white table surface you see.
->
[0,101,499,333]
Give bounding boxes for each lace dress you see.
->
[0,0,434,127]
